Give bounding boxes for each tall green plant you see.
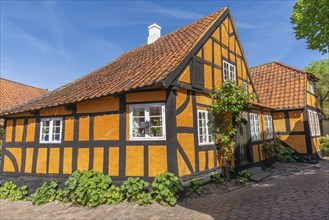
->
[211,81,255,178]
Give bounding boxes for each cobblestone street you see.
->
[1,160,328,220]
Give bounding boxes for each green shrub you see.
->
[237,170,250,184]
[65,170,116,207]
[137,192,153,206]
[189,178,203,194]
[121,177,149,204]
[320,136,329,156]
[277,147,298,163]
[104,185,124,205]
[0,181,28,201]
[28,181,61,205]
[151,172,183,206]
[210,172,225,185]
[262,140,279,158]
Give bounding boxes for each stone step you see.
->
[250,172,271,182]
[246,167,263,176]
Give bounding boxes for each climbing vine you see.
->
[210,81,256,178]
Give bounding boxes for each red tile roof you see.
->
[0,78,48,111]
[250,62,316,109]
[0,8,227,116]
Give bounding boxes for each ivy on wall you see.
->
[210,81,256,178]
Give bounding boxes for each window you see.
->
[264,115,273,139]
[309,81,315,94]
[250,113,261,141]
[308,110,320,136]
[223,61,236,82]
[130,103,166,140]
[40,118,63,143]
[197,110,214,145]
[243,82,248,94]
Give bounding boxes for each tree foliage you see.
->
[210,81,256,178]
[291,0,329,54]
[304,59,329,116]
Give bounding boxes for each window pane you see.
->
[133,108,145,117]
[150,127,163,137]
[150,117,162,126]
[150,106,162,116]
[132,117,146,137]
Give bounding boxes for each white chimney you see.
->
[147,23,161,44]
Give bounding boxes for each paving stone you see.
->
[250,171,271,182]
[0,160,328,220]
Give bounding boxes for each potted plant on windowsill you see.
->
[262,140,279,167]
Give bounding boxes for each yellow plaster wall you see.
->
[36,148,47,174]
[204,39,212,63]
[3,155,15,172]
[198,151,206,171]
[109,147,119,176]
[94,114,119,140]
[148,146,167,176]
[26,119,36,142]
[6,148,22,172]
[176,89,193,127]
[93,147,104,172]
[126,146,144,176]
[7,112,33,118]
[77,148,89,171]
[77,96,119,114]
[177,150,191,176]
[5,120,13,142]
[211,27,220,41]
[307,93,319,109]
[279,135,307,153]
[273,112,286,132]
[79,116,89,141]
[64,117,74,141]
[213,42,221,66]
[40,106,71,116]
[214,67,222,89]
[289,110,304,132]
[178,66,191,84]
[126,91,166,103]
[252,145,260,162]
[204,64,213,90]
[48,148,60,174]
[208,150,215,169]
[63,147,73,174]
[15,119,24,142]
[221,18,229,47]
[177,133,195,171]
[25,148,33,173]
[196,92,212,106]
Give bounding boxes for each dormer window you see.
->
[223,61,236,82]
[309,81,315,94]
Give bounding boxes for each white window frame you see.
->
[223,60,236,82]
[308,110,320,136]
[39,117,63,144]
[129,103,166,141]
[264,115,273,139]
[309,81,315,95]
[197,109,215,145]
[250,113,261,141]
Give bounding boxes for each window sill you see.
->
[129,138,166,141]
[39,141,62,144]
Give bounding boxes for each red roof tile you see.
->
[0,78,48,111]
[0,8,227,116]
[250,62,314,109]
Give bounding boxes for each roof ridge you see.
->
[0,77,48,92]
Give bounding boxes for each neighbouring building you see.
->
[0,77,48,135]
[250,62,322,160]
[0,7,320,186]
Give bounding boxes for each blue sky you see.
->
[1,0,326,90]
